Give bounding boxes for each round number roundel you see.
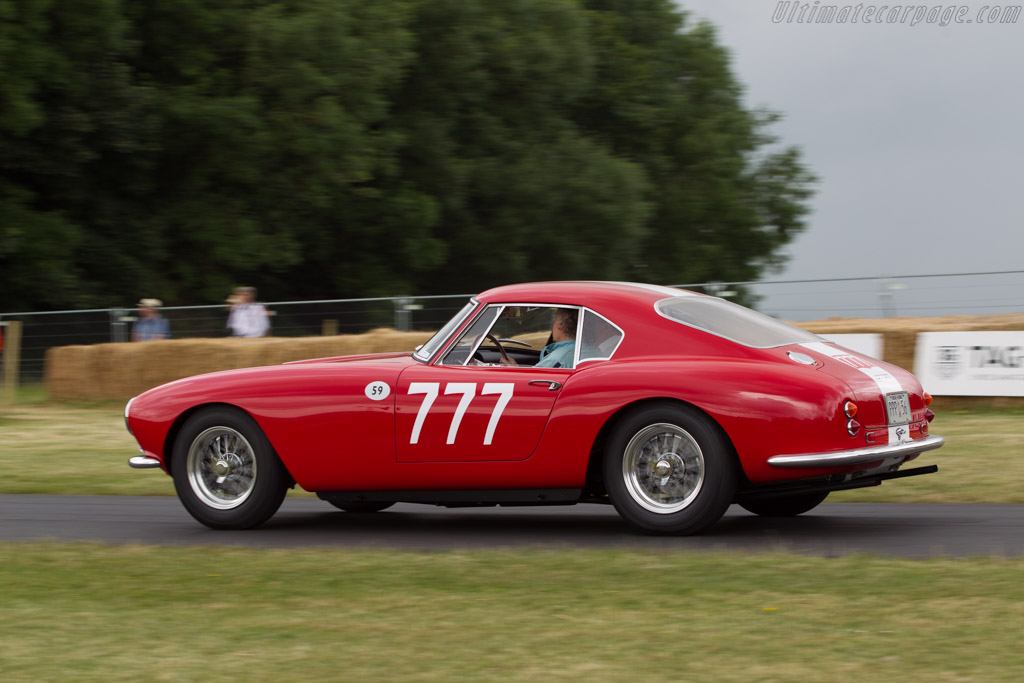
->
[364,381,391,401]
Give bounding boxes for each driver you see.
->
[499,308,577,368]
[534,308,577,368]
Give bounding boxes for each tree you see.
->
[575,0,815,298]
[390,0,651,293]
[0,0,158,310]
[127,0,433,301]
[0,0,814,312]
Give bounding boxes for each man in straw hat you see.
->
[132,298,171,341]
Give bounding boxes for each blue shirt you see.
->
[132,315,170,341]
[535,340,575,368]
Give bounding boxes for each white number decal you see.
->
[408,382,439,444]
[444,383,476,444]
[364,381,391,401]
[407,382,514,445]
[481,383,514,445]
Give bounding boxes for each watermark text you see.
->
[772,3,1021,25]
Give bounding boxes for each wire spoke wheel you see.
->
[172,408,290,529]
[605,403,736,535]
[622,423,705,513]
[187,426,258,510]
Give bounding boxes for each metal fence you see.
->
[0,294,472,384]
[3,270,1023,384]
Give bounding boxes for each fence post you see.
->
[395,298,411,332]
[394,298,423,332]
[1,320,22,403]
[111,307,130,342]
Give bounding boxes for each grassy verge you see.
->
[829,406,1024,503]
[1,543,1022,682]
[1,393,1020,502]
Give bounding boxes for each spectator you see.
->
[227,286,270,338]
[131,299,171,341]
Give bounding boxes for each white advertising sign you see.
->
[819,333,883,362]
[914,331,1024,397]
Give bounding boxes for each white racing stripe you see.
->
[802,341,916,446]
[856,365,904,395]
[801,341,905,397]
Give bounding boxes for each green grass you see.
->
[0,399,175,496]
[1,543,1022,682]
[2,391,1021,680]
[0,394,1021,501]
[830,406,1024,503]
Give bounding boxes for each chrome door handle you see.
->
[528,380,562,391]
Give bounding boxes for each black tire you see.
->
[738,492,829,517]
[327,501,395,513]
[604,403,737,535]
[171,407,290,530]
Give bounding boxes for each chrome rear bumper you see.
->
[768,435,944,468]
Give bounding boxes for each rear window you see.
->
[655,296,820,348]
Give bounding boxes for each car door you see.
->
[395,303,577,463]
[395,364,570,462]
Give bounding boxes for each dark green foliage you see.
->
[0,0,813,311]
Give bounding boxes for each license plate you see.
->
[886,392,911,425]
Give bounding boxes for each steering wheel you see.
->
[484,334,510,364]
[471,333,510,364]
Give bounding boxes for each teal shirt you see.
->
[535,340,575,368]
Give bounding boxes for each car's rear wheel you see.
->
[326,501,395,513]
[739,492,829,517]
[604,403,737,535]
[172,407,289,530]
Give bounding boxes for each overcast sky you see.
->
[674,1,1024,319]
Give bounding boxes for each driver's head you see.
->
[554,308,578,341]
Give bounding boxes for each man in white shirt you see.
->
[227,286,270,338]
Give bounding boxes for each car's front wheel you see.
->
[738,492,829,517]
[172,407,290,530]
[604,403,737,535]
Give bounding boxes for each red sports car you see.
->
[126,281,944,534]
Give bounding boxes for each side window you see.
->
[437,305,583,368]
[579,310,623,363]
[440,306,501,365]
[489,307,558,349]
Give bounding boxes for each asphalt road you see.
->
[2,494,1021,558]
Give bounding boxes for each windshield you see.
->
[656,296,820,348]
[413,300,478,362]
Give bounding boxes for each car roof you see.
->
[476,281,697,310]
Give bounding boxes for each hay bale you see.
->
[45,345,93,400]
[46,329,436,400]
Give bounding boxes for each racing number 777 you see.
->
[407,382,514,445]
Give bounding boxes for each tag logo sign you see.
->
[916,332,1024,397]
[932,345,964,380]
[968,346,1024,369]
